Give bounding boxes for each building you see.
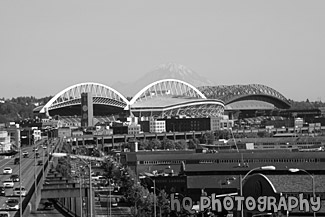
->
[33,129,42,141]
[53,127,71,138]
[294,117,304,129]
[128,123,141,135]
[0,131,11,152]
[149,119,166,133]
[219,115,234,130]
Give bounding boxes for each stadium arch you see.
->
[129,79,207,105]
[198,84,291,109]
[39,82,130,116]
[129,79,224,118]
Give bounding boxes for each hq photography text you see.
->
[170,193,321,214]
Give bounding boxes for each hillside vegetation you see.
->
[0,96,52,123]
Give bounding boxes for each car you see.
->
[42,201,54,210]
[33,147,38,152]
[6,198,19,210]
[14,158,20,165]
[3,167,12,175]
[91,175,104,181]
[110,197,118,207]
[10,174,19,182]
[22,151,29,158]
[37,160,43,166]
[13,186,27,196]
[3,179,14,188]
[0,187,5,196]
[35,152,40,158]
[43,145,47,149]
[0,211,10,217]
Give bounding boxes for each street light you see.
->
[17,131,22,217]
[289,168,316,217]
[52,153,94,217]
[107,179,115,217]
[240,166,276,217]
[76,166,87,217]
[229,128,239,152]
[34,140,37,213]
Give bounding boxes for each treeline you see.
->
[121,130,276,150]
[288,99,325,110]
[0,96,52,123]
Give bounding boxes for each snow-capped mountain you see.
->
[112,63,214,97]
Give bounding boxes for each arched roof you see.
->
[129,79,206,105]
[198,84,290,109]
[39,82,129,113]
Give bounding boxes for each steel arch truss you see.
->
[130,79,206,105]
[198,84,291,109]
[40,82,129,113]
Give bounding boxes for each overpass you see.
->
[71,131,205,149]
[68,126,325,151]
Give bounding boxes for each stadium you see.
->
[34,78,291,126]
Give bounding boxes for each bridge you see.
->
[0,137,107,217]
[0,138,63,217]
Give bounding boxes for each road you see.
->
[0,139,55,216]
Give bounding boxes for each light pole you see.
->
[240,166,276,217]
[77,166,86,217]
[52,153,94,217]
[229,128,239,152]
[18,132,22,217]
[107,179,114,217]
[34,140,37,213]
[42,145,45,182]
[289,168,316,217]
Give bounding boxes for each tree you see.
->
[138,139,150,150]
[175,140,187,150]
[55,157,71,178]
[161,138,175,150]
[128,183,154,217]
[188,139,199,149]
[202,132,216,144]
[157,190,170,216]
[149,139,161,150]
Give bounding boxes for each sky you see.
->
[1,0,325,101]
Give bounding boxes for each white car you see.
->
[22,151,29,158]
[6,198,19,210]
[3,167,12,175]
[13,186,27,196]
[91,175,104,181]
[3,179,14,188]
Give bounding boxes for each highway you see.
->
[0,139,55,216]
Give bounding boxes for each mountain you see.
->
[112,63,214,98]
